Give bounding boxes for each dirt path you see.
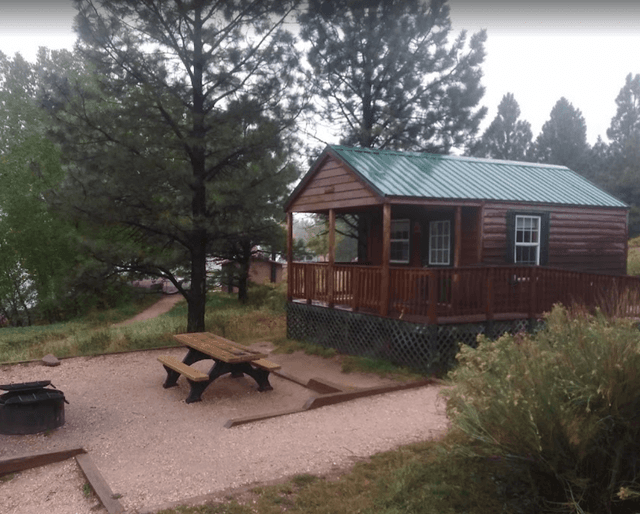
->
[112,294,184,327]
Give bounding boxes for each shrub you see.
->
[444,304,640,513]
[246,282,286,312]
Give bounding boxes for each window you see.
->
[429,220,450,265]
[514,215,540,265]
[390,219,410,263]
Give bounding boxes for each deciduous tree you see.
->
[0,51,78,325]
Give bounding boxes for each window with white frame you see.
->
[514,215,540,265]
[390,219,410,263]
[429,220,450,265]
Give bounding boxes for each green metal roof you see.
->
[327,145,626,208]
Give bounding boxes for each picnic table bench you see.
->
[158,332,280,403]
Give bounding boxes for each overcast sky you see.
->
[1,0,639,146]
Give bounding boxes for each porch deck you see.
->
[288,263,640,324]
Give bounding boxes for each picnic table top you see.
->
[173,332,268,363]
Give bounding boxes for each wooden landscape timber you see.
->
[75,452,125,514]
[0,446,124,514]
[224,377,435,428]
[0,447,86,476]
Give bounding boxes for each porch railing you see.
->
[288,262,640,323]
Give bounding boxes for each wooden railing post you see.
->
[428,271,438,323]
[528,267,537,320]
[380,202,391,316]
[352,267,360,312]
[305,264,312,305]
[485,269,494,321]
[286,212,293,302]
[327,209,335,308]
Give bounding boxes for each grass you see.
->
[155,432,511,514]
[0,285,416,383]
[0,290,288,363]
[82,482,93,498]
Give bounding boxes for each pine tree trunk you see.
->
[187,234,207,332]
[186,8,207,334]
[237,242,252,304]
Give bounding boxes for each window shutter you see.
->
[505,211,516,263]
[540,212,550,266]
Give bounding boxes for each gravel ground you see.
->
[0,343,448,514]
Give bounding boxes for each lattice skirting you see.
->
[287,302,534,374]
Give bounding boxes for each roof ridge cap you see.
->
[331,145,569,169]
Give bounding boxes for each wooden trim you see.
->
[380,203,391,316]
[454,206,462,267]
[289,196,383,213]
[286,212,293,301]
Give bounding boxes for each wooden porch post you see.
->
[286,212,293,302]
[328,208,335,307]
[380,202,391,316]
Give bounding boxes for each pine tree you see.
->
[607,73,640,146]
[604,73,640,233]
[469,93,532,161]
[299,0,487,152]
[533,97,590,172]
[41,0,304,332]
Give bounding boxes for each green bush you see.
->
[246,282,286,312]
[445,304,640,513]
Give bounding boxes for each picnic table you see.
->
[158,333,281,403]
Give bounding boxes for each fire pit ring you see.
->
[0,381,67,435]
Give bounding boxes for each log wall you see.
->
[482,202,628,275]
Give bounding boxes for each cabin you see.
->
[220,254,284,293]
[283,145,638,372]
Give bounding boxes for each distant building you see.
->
[221,253,284,293]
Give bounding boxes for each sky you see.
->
[1,0,640,146]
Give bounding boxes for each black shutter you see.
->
[540,212,550,266]
[506,211,516,263]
